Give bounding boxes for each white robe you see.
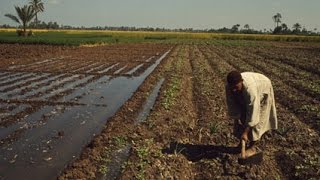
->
[226,72,278,141]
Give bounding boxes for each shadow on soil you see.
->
[162,142,253,178]
[162,142,240,162]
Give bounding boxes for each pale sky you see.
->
[0,0,319,31]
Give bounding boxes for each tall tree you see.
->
[244,24,250,30]
[292,23,302,33]
[5,5,36,36]
[280,23,290,33]
[272,13,282,28]
[231,24,240,33]
[281,23,288,31]
[29,0,44,26]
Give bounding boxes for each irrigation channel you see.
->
[97,78,165,180]
[0,49,171,180]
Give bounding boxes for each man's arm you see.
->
[240,87,260,141]
[244,88,260,128]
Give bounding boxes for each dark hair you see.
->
[227,70,242,85]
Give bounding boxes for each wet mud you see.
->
[0,43,172,180]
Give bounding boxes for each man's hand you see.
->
[241,127,250,141]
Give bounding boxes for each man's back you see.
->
[241,72,272,96]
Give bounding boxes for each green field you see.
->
[1,28,320,46]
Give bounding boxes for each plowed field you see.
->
[0,43,172,180]
[1,41,319,180]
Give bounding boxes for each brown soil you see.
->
[60,42,319,180]
[1,41,319,179]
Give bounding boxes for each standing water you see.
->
[0,50,171,180]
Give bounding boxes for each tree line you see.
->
[2,1,319,36]
[271,13,316,35]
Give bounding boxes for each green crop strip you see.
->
[133,139,154,180]
[162,47,184,110]
[1,29,320,46]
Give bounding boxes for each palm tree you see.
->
[5,5,36,36]
[29,0,44,26]
[272,13,282,28]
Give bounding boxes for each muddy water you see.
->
[126,63,144,75]
[97,78,165,180]
[136,78,165,124]
[0,50,170,180]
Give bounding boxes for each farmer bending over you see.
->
[225,70,278,157]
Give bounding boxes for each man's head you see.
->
[227,70,243,92]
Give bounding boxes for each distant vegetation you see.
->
[1,0,319,44]
[1,29,320,46]
[1,21,318,36]
[271,13,315,35]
